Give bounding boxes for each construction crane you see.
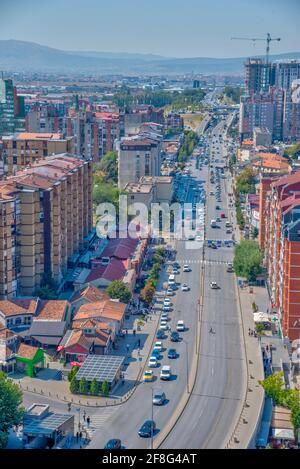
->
[231,33,281,63]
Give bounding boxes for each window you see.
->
[145,153,150,176]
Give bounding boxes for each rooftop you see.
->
[75,354,124,384]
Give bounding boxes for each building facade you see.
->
[0,154,93,298]
[2,132,75,176]
[259,172,300,340]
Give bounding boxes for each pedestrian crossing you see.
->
[80,406,119,439]
[175,259,231,265]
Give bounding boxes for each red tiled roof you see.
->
[35,300,68,321]
[74,299,126,323]
[102,258,128,282]
[70,286,109,304]
[16,343,39,360]
[0,299,38,317]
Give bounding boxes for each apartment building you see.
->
[165,113,184,131]
[0,154,93,299]
[244,58,276,95]
[65,110,122,161]
[2,132,75,176]
[124,105,164,136]
[239,93,275,141]
[118,134,162,189]
[259,172,300,340]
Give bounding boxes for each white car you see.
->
[183,265,190,272]
[148,356,158,368]
[161,313,169,321]
[181,283,189,292]
[154,341,163,352]
[176,320,185,331]
[164,298,171,306]
[210,282,219,289]
[160,365,171,381]
[163,305,171,312]
[160,320,168,330]
[166,288,174,296]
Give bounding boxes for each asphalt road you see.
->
[160,119,246,449]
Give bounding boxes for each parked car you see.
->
[153,341,163,352]
[156,329,166,339]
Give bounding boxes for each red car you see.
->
[221,213,226,219]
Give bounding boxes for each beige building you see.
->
[118,136,162,189]
[125,176,173,208]
[0,154,93,298]
[2,132,74,176]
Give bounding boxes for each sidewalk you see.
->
[225,284,266,448]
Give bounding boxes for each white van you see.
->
[160,365,171,380]
[168,274,176,286]
[210,219,217,228]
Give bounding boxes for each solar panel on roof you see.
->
[76,355,124,383]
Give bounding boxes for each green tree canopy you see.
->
[90,378,99,396]
[233,240,263,281]
[236,168,256,194]
[0,372,24,448]
[70,377,79,394]
[284,142,300,160]
[94,151,118,183]
[101,380,109,397]
[68,365,79,382]
[107,280,131,303]
[79,377,87,395]
[222,86,243,104]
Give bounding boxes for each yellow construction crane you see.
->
[231,33,281,63]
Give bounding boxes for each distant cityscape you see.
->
[0,27,300,456]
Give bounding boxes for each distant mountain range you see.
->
[1,40,300,75]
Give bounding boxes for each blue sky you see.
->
[0,0,299,57]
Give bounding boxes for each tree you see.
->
[79,377,87,395]
[68,365,79,382]
[236,168,256,194]
[259,372,285,403]
[222,86,243,104]
[101,380,109,397]
[233,240,263,281]
[140,282,155,305]
[70,377,79,394]
[255,323,265,335]
[0,372,24,449]
[107,280,131,303]
[95,151,118,183]
[90,378,99,396]
[284,142,300,160]
[259,372,300,441]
